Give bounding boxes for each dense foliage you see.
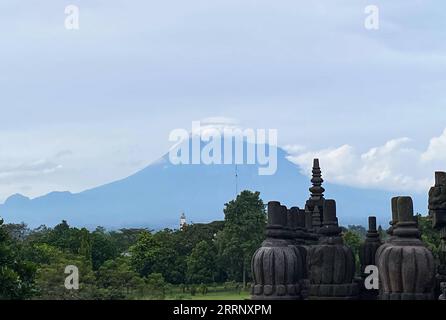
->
[0,219,36,299]
[216,191,267,287]
[1,192,441,300]
[0,190,266,299]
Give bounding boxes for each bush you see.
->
[145,273,167,300]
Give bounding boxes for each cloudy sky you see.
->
[0,0,445,201]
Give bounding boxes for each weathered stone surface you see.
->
[307,199,358,300]
[287,206,309,281]
[360,217,381,272]
[251,159,443,301]
[428,171,446,299]
[377,196,435,300]
[440,282,446,300]
[359,216,382,299]
[375,197,399,265]
[251,201,305,300]
[429,172,446,215]
[306,159,325,235]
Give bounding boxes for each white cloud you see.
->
[0,120,169,202]
[421,128,446,162]
[0,0,445,204]
[285,130,446,194]
[191,117,242,137]
[0,159,62,179]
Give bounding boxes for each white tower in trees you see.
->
[180,212,187,230]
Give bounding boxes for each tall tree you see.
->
[109,228,147,254]
[129,231,157,277]
[186,240,217,284]
[79,228,92,264]
[343,229,362,274]
[91,227,118,270]
[0,219,36,299]
[129,230,184,284]
[216,190,266,287]
[96,257,144,299]
[33,247,98,300]
[417,214,441,259]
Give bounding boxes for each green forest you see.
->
[0,190,266,300]
[0,190,441,300]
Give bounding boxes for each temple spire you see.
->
[309,159,325,200]
[312,205,321,231]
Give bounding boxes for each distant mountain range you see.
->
[0,141,428,230]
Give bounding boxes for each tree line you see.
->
[0,190,266,299]
[1,189,440,300]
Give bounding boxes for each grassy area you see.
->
[166,290,250,300]
[141,283,251,300]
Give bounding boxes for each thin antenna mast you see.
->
[235,164,239,197]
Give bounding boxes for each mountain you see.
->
[0,141,428,229]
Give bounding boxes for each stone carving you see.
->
[306,159,325,233]
[288,207,310,253]
[288,206,311,299]
[360,216,381,272]
[359,216,381,299]
[377,196,435,300]
[428,171,446,299]
[429,172,446,217]
[388,196,400,238]
[307,199,358,299]
[251,201,305,300]
[250,159,444,300]
[375,197,399,271]
[304,205,312,233]
[440,282,446,300]
[303,205,318,245]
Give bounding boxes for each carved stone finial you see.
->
[361,216,381,261]
[369,216,377,232]
[428,172,446,299]
[309,159,325,200]
[435,171,446,186]
[289,206,310,293]
[297,209,306,230]
[386,197,399,236]
[288,207,307,244]
[429,172,446,226]
[287,207,299,230]
[312,206,321,231]
[359,216,382,299]
[304,205,312,230]
[440,282,446,300]
[391,197,399,223]
[393,196,420,238]
[307,199,358,299]
[251,201,305,300]
[267,201,286,227]
[305,159,326,239]
[377,196,435,300]
[303,205,318,245]
[318,199,341,238]
[376,197,400,267]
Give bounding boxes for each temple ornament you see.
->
[251,159,442,301]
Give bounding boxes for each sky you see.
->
[0,0,445,201]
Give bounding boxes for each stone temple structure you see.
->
[376,196,435,300]
[251,159,442,300]
[429,171,446,299]
[359,216,381,299]
[307,199,358,299]
[251,201,305,300]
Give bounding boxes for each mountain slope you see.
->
[0,146,427,229]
